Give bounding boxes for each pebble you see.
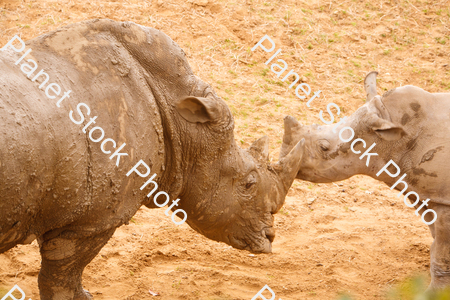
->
[307,197,315,205]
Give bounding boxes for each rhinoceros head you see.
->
[169,78,305,253]
[279,115,357,182]
[119,24,305,253]
[279,72,406,183]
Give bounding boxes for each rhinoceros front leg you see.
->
[426,203,450,290]
[37,227,116,300]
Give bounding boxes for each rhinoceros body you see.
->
[280,72,450,290]
[0,19,304,299]
[0,21,166,252]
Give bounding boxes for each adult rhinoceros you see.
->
[0,19,304,299]
[280,71,450,291]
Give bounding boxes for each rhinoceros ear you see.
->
[175,96,220,123]
[368,114,405,141]
[248,136,270,162]
[364,71,378,101]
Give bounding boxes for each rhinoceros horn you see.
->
[272,138,305,193]
[278,116,303,159]
[247,135,270,162]
[283,115,302,142]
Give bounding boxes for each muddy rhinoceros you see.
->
[280,71,450,290]
[0,19,305,299]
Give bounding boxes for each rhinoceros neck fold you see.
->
[94,19,237,220]
[140,76,185,204]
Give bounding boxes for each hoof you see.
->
[74,289,93,300]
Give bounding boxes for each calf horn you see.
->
[284,115,302,138]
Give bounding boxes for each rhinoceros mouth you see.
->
[224,224,275,254]
[242,227,275,254]
[262,227,275,243]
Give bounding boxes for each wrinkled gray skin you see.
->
[280,71,450,291]
[0,19,305,299]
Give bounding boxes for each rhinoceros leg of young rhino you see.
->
[426,203,450,290]
[37,228,116,300]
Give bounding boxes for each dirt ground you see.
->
[1,0,449,299]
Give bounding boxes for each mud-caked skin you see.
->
[280,71,450,291]
[0,19,305,299]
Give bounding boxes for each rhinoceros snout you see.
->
[259,237,273,253]
[247,227,275,254]
[263,227,275,243]
[229,226,275,254]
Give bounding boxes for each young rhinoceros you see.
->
[280,71,450,291]
[0,19,304,299]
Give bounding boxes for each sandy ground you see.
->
[0,0,449,299]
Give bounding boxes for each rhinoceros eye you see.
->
[244,173,257,189]
[237,171,258,196]
[318,140,330,151]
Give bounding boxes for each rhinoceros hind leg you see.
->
[37,228,116,300]
[427,203,450,290]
